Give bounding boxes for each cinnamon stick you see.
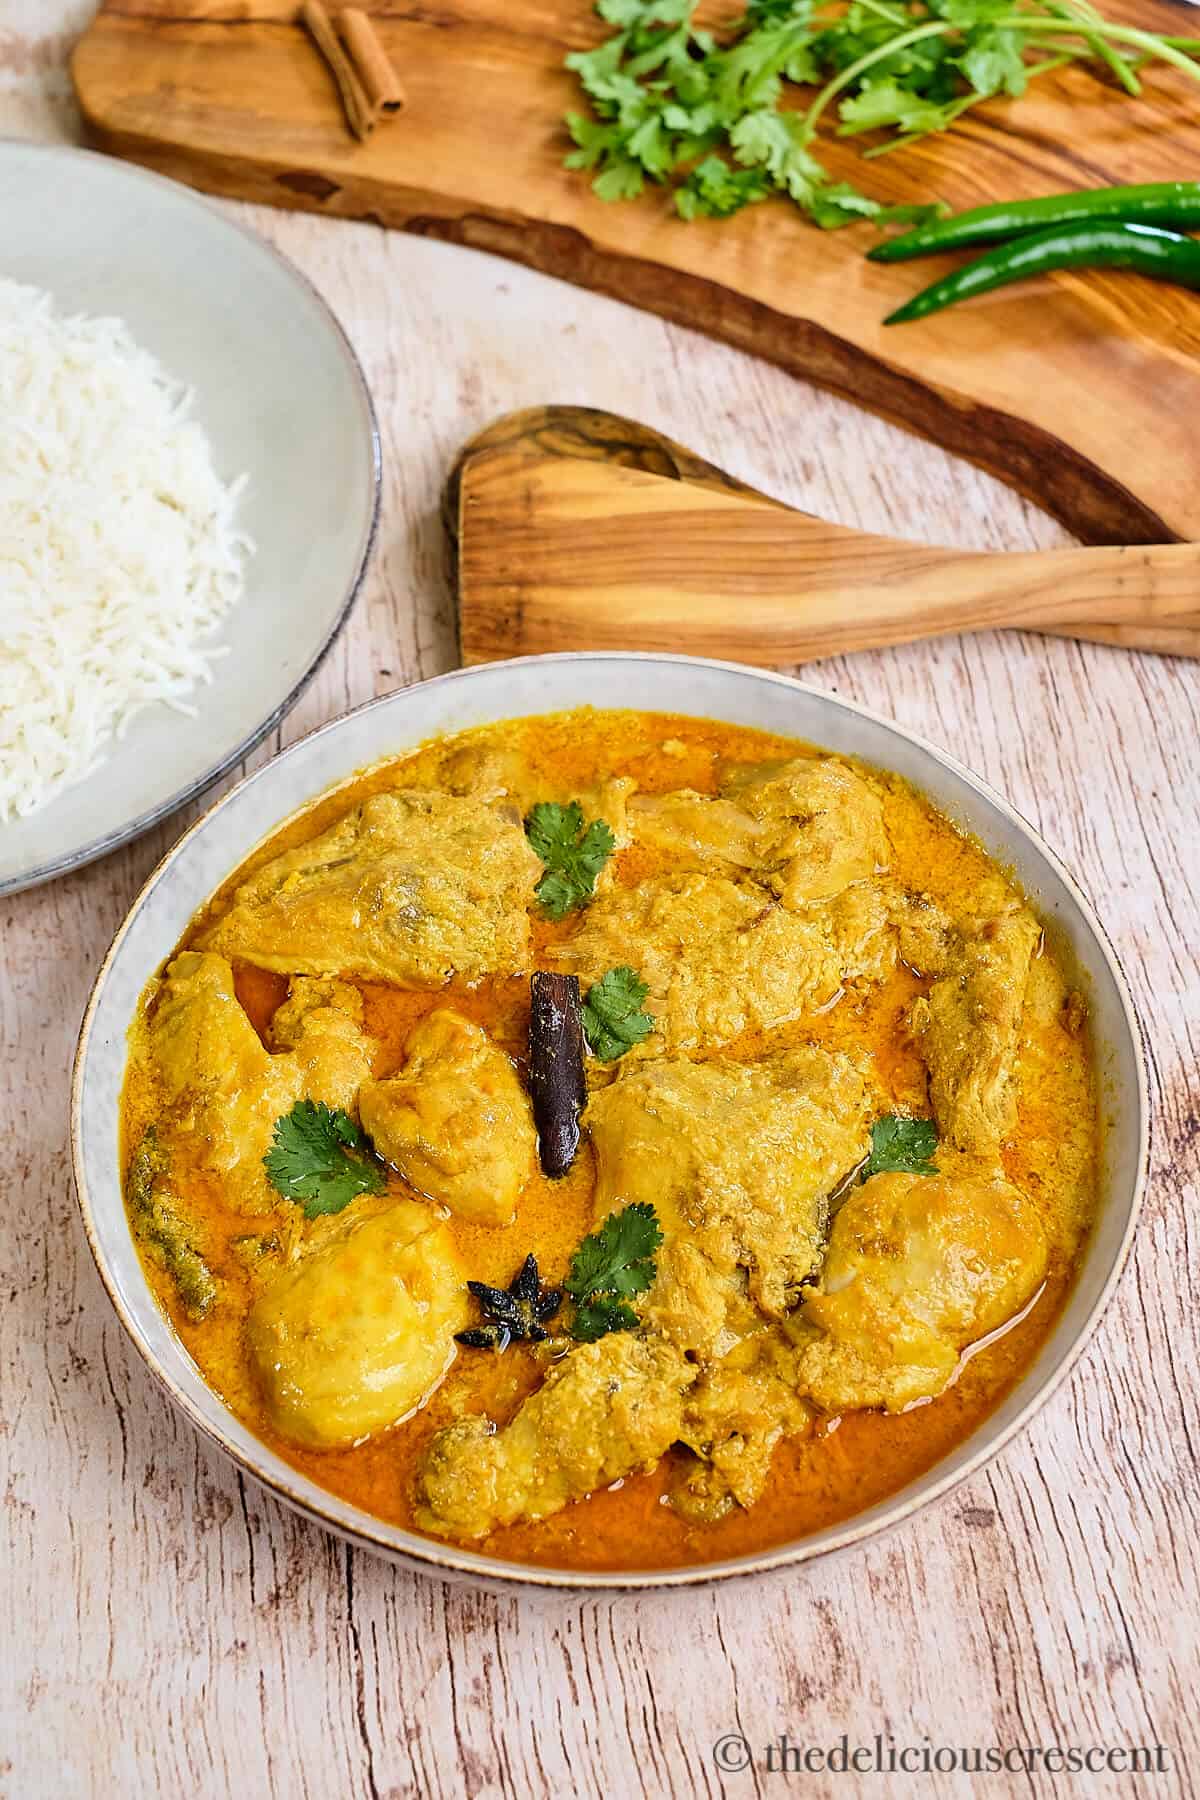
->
[300,0,375,142]
[528,974,586,1179]
[338,8,407,116]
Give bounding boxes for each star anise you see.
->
[456,1253,563,1351]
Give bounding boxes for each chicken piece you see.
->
[587,1048,874,1354]
[414,1334,695,1540]
[431,739,527,804]
[673,1331,811,1522]
[150,953,282,1115]
[910,904,1040,1154]
[247,1199,468,1449]
[586,839,947,1043]
[552,874,844,1050]
[270,977,374,1111]
[578,774,636,851]
[270,975,363,1045]
[149,952,306,1212]
[821,881,956,995]
[793,1168,1048,1413]
[628,790,761,870]
[719,756,890,905]
[891,888,956,978]
[148,953,373,1212]
[201,790,542,987]
[358,1010,536,1227]
[628,758,888,910]
[1004,954,1096,1258]
[825,881,899,990]
[553,870,917,1050]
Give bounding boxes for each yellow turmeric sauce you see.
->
[121,709,1098,1571]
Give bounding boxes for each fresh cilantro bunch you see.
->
[581,965,656,1061]
[526,801,616,918]
[566,1202,664,1340]
[861,1112,939,1180]
[264,1100,387,1218]
[565,0,1200,225]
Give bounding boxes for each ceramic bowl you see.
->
[71,654,1147,1589]
[0,141,379,895]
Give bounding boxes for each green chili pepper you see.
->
[883,220,1200,325]
[869,182,1200,263]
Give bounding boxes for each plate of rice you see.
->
[0,142,379,895]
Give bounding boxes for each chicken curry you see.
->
[121,708,1098,1569]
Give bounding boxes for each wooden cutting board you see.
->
[75,1,1200,545]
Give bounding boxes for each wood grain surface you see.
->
[4,9,1199,1797]
[450,407,1200,660]
[73,0,1200,546]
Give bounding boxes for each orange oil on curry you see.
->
[122,709,1098,1571]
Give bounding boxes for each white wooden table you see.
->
[3,8,1197,1796]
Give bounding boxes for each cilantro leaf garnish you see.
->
[525,801,616,919]
[572,1297,643,1342]
[263,1100,386,1218]
[566,1202,663,1341]
[677,154,772,219]
[581,966,656,1062]
[862,1113,939,1181]
[561,0,1197,229]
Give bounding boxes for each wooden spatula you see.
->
[447,407,1200,664]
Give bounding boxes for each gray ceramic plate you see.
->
[0,142,379,896]
[71,655,1148,1590]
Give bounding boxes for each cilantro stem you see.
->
[1049,0,1140,97]
[991,16,1200,80]
[803,10,1200,137]
[849,0,912,22]
[860,94,978,156]
[798,10,1200,138]
[1089,40,1141,96]
[1016,50,1077,78]
[802,21,956,134]
[859,46,1077,155]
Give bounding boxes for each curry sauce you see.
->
[121,709,1098,1570]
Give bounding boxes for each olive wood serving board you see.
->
[447,407,1200,662]
[74,0,1200,546]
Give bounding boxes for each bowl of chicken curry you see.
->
[72,655,1146,1586]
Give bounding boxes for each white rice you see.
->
[0,278,250,823]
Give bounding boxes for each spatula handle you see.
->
[456,451,1200,664]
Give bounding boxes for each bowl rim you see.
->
[70,652,1149,1591]
[0,139,382,897]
